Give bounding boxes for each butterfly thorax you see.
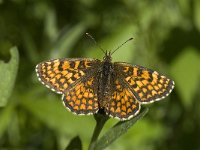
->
[97,51,114,108]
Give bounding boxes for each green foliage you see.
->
[49,23,87,58]
[0,47,19,106]
[0,0,200,149]
[66,136,82,150]
[92,108,148,150]
[0,104,14,137]
[171,48,200,108]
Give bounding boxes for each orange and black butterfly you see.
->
[35,35,175,121]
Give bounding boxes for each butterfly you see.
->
[35,36,175,121]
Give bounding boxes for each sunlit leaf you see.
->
[0,47,19,106]
[171,48,200,108]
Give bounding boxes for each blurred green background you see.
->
[0,0,200,149]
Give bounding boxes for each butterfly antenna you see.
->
[111,37,133,55]
[86,33,106,54]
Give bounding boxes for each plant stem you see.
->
[88,114,109,150]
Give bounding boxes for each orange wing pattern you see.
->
[36,58,100,94]
[36,55,175,120]
[114,63,175,104]
[62,77,99,115]
[105,79,140,120]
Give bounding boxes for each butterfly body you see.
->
[36,51,174,121]
[96,51,114,108]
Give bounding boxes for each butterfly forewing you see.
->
[36,58,100,94]
[105,78,140,120]
[114,62,175,104]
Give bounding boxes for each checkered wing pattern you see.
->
[36,58,100,94]
[62,76,99,115]
[105,79,140,120]
[114,63,175,104]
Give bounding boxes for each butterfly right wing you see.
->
[104,78,141,121]
[36,58,100,94]
[114,62,175,104]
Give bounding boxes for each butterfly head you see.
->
[103,50,112,62]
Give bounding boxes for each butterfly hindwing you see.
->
[62,76,99,115]
[104,78,140,120]
[114,62,175,104]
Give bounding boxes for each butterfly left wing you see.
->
[36,58,100,94]
[114,62,175,104]
[62,76,99,115]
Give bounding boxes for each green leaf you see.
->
[0,104,14,137]
[66,136,82,150]
[50,23,87,58]
[94,108,149,150]
[194,0,200,31]
[171,48,200,108]
[44,9,58,41]
[0,47,19,106]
